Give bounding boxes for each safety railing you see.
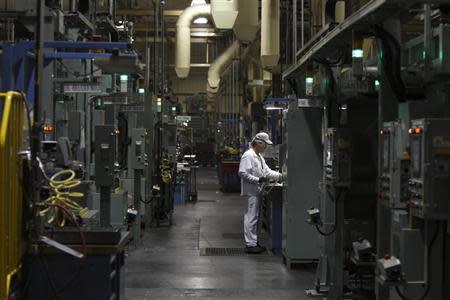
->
[0,91,25,300]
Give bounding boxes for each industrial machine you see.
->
[281,106,322,267]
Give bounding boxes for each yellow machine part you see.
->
[0,92,25,300]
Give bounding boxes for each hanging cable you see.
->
[394,221,441,300]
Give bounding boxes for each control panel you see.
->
[129,128,147,170]
[409,118,450,220]
[324,128,352,187]
[94,125,116,186]
[379,122,410,208]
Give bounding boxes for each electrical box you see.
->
[379,122,410,208]
[94,125,116,186]
[409,118,450,220]
[129,128,146,170]
[91,190,128,229]
[324,128,352,187]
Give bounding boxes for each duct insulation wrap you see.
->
[175,4,211,78]
[211,0,239,29]
[233,0,258,42]
[207,40,240,94]
[261,0,280,67]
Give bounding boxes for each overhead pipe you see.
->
[175,4,211,78]
[207,40,240,94]
[261,0,280,67]
[211,0,239,29]
[233,0,259,42]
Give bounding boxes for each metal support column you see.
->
[133,169,142,245]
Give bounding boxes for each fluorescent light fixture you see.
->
[120,74,128,81]
[305,77,314,84]
[352,49,364,58]
[191,31,215,37]
[264,103,285,111]
[138,88,145,94]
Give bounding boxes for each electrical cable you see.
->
[314,188,345,236]
[418,221,441,300]
[394,221,441,300]
[315,223,337,236]
[395,286,409,300]
[371,25,406,102]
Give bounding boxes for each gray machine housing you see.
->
[282,108,322,262]
[409,118,450,220]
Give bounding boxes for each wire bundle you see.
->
[39,169,88,227]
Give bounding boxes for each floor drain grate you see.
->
[200,247,271,256]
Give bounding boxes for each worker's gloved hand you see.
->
[258,177,268,183]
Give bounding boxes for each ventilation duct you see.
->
[233,0,259,42]
[261,0,280,67]
[207,40,240,95]
[175,4,211,78]
[211,0,239,29]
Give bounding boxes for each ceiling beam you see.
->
[116,9,184,17]
[134,37,216,43]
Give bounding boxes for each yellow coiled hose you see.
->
[161,159,172,184]
[39,169,88,227]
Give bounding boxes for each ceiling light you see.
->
[194,17,208,24]
[191,0,206,5]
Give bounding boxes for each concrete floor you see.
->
[125,168,315,299]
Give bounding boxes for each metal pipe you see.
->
[175,4,212,78]
[293,0,297,63]
[161,0,165,93]
[153,0,159,94]
[301,0,304,48]
[424,4,432,79]
[69,0,76,12]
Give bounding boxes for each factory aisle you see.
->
[125,168,315,300]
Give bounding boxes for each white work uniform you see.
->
[239,148,281,247]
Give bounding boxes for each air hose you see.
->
[161,159,173,184]
[39,169,88,227]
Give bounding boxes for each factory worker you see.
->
[239,132,282,254]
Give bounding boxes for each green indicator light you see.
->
[305,77,314,84]
[138,88,145,94]
[120,74,128,81]
[375,80,380,87]
[422,50,427,60]
[352,49,364,58]
[172,107,176,112]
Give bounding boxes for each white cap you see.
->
[253,132,273,145]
